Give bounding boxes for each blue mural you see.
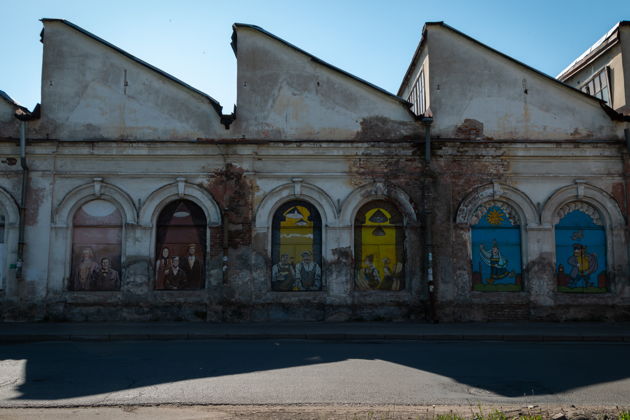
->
[471,204,522,292]
[555,208,607,293]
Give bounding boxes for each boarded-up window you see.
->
[155,200,206,290]
[354,201,405,291]
[471,202,522,292]
[271,201,322,291]
[555,204,607,293]
[71,200,122,291]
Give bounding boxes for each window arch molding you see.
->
[54,180,137,227]
[541,182,624,229]
[138,181,222,228]
[0,187,19,292]
[456,182,538,227]
[541,182,626,280]
[255,182,337,230]
[339,182,418,228]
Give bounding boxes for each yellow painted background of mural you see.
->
[360,208,397,281]
[279,205,314,265]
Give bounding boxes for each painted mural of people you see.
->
[165,256,188,290]
[567,244,598,287]
[73,247,99,290]
[479,240,511,284]
[356,254,381,290]
[295,251,321,290]
[182,243,203,288]
[380,257,404,291]
[92,257,120,290]
[271,253,296,291]
[155,246,171,289]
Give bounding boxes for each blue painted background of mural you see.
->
[471,205,522,292]
[555,210,607,293]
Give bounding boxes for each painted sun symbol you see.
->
[486,209,504,225]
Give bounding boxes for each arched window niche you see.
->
[555,203,607,293]
[70,199,122,291]
[471,201,522,292]
[271,201,322,291]
[155,199,207,290]
[354,200,405,291]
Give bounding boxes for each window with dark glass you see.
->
[155,200,207,290]
[71,200,122,291]
[271,201,322,291]
[580,67,610,104]
[354,201,405,291]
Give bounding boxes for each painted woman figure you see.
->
[155,246,171,289]
[479,241,510,283]
[356,254,381,290]
[73,246,99,290]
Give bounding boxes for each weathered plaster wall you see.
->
[231,26,421,141]
[426,25,621,140]
[35,21,224,141]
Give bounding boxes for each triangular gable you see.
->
[230,24,419,141]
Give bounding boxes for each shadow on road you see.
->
[1,340,628,400]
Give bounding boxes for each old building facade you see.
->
[0,20,628,321]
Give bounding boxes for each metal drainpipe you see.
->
[16,120,29,280]
[420,114,436,322]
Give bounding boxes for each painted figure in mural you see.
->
[182,243,203,288]
[271,253,296,291]
[165,256,188,289]
[74,247,100,290]
[295,250,321,290]
[155,246,171,289]
[92,257,120,290]
[356,254,381,290]
[566,244,598,287]
[380,257,404,291]
[479,240,511,284]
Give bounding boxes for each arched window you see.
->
[271,201,322,291]
[354,200,405,291]
[71,200,122,291]
[155,200,206,290]
[471,201,522,292]
[555,203,607,293]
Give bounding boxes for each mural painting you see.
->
[70,200,122,291]
[0,215,5,288]
[471,202,522,292]
[354,201,404,291]
[155,200,206,290]
[271,201,322,291]
[555,204,607,293]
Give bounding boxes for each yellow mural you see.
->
[356,207,403,290]
[279,205,314,266]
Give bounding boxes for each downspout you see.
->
[16,120,29,280]
[420,111,436,322]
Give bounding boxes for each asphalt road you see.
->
[0,339,629,407]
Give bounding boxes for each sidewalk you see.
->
[1,321,629,343]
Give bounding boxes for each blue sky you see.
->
[2,0,628,111]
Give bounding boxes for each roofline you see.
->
[398,21,610,112]
[397,21,439,96]
[40,18,224,116]
[232,23,412,109]
[557,21,628,81]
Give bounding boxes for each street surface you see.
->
[0,339,629,407]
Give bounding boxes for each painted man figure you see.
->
[567,244,598,287]
[294,250,321,291]
[165,256,188,290]
[182,243,203,289]
[73,247,99,290]
[271,253,296,291]
[92,257,120,291]
[479,240,511,284]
